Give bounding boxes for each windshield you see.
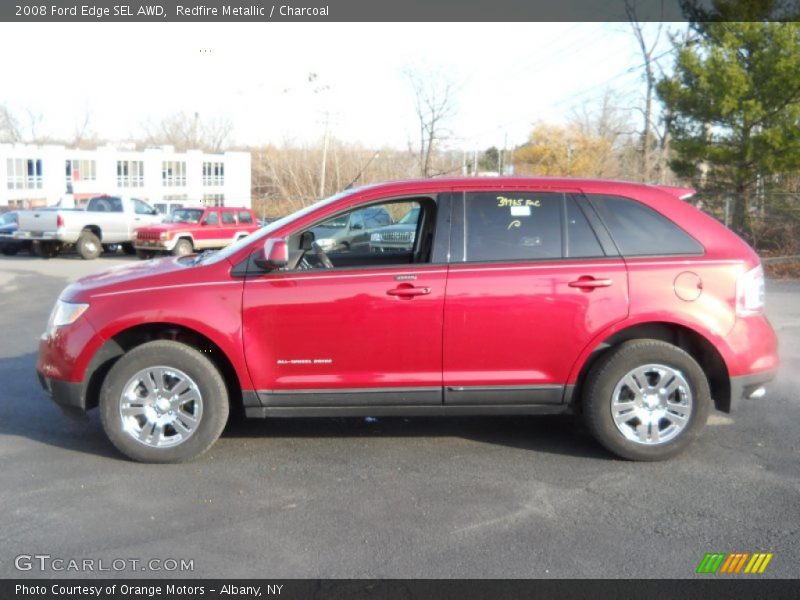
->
[317,215,348,229]
[0,212,16,225]
[398,207,420,224]
[169,209,204,224]
[200,189,360,266]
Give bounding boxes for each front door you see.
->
[242,196,448,407]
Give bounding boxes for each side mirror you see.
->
[255,238,288,270]
[350,222,363,230]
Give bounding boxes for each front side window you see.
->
[133,198,155,215]
[289,199,428,270]
[464,192,562,262]
[589,195,703,257]
[203,211,219,225]
[170,208,204,224]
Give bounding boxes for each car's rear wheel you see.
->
[76,231,102,260]
[99,340,229,463]
[1,246,18,256]
[582,339,711,461]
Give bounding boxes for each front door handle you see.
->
[568,277,613,289]
[387,285,431,298]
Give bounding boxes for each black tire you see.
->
[34,241,60,258]
[172,238,193,257]
[582,339,711,461]
[1,246,18,256]
[136,249,156,260]
[76,231,102,260]
[99,340,229,463]
[121,243,137,255]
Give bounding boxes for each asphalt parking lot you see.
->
[0,253,798,579]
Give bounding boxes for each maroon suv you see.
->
[37,178,778,462]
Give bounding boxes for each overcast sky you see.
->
[1,22,680,150]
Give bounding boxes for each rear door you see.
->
[442,189,629,406]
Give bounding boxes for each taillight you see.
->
[736,265,765,316]
[56,214,64,228]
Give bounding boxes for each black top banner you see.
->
[2,0,692,23]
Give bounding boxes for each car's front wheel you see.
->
[582,339,711,461]
[99,340,229,463]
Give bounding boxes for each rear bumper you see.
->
[729,371,777,410]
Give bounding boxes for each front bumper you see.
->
[134,239,173,251]
[38,371,87,417]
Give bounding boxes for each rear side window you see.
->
[238,210,253,224]
[566,195,605,258]
[465,192,562,261]
[204,211,219,225]
[221,211,235,225]
[589,195,703,256]
[89,196,123,212]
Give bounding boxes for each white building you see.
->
[0,143,251,211]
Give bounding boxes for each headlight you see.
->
[316,238,335,250]
[46,300,89,336]
[370,233,382,242]
[159,232,168,240]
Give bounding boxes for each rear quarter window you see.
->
[589,194,703,257]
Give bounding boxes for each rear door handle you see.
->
[387,286,431,298]
[568,277,613,289]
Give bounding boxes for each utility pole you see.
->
[319,111,329,198]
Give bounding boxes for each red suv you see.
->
[134,206,258,258]
[37,178,778,462]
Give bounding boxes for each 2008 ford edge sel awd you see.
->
[37,178,779,462]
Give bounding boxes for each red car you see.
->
[133,206,258,258]
[37,178,778,463]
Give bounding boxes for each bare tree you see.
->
[140,111,233,152]
[406,68,457,177]
[0,103,21,143]
[626,0,664,182]
[71,109,97,148]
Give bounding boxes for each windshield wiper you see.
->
[192,249,217,264]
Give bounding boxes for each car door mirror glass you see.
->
[255,238,288,269]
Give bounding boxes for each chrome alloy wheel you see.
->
[119,366,203,448]
[610,363,693,445]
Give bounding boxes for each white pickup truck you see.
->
[16,195,162,259]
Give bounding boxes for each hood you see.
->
[62,256,198,301]
[309,225,344,239]
[374,223,415,233]
[0,223,16,234]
